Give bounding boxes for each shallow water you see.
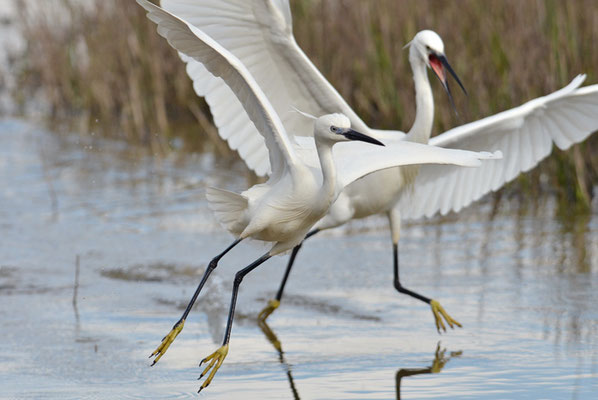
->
[1,118,597,399]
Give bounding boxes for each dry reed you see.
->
[10,0,598,209]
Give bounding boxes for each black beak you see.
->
[431,54,467,115]
[438,54,467,95]
[341,128,385,146]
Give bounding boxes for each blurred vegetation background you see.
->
[9,0,598,212]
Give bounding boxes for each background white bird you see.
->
[137,0,501,391]
[159,0,598,333]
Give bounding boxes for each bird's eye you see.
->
[330,126,338,133]
[425,45,431,51]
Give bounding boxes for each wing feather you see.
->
[138,0,301,181]
[456,168,472,213]
[443,172,460,214]
[333,141,502,190]
[161,0,371,176]
[399,76,598,220]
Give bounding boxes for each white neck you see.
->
[315,139,337,206]
[406,50,434,144]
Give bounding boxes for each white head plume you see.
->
[291,106,317,120]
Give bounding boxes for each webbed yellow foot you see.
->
[198,344,229,392]
[149,319,185,365]
[430,300,462,333]
[258,299,280,321]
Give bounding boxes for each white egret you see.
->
[162,0,598,332]
[137,0,501,391]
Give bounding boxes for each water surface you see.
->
[1,119,597,399]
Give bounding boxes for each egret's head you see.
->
[411,30,445,62]
[407,30,466,112]
[314,113,384,146]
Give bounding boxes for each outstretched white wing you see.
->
[138,0,300,181]
[161,0,371,176]
[333,141,502,190]
[398,75,598,219]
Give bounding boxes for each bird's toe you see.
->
[149,319,185,365]
[198,344,229,392]
[430,300,461,334]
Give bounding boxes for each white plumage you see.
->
[159,0,598,333]
[141,0,500,256]
[406,75,597,218]
[137,0,501,391]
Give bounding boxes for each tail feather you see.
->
[205,187,248,235]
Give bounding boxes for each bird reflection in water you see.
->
[395,343,462,400]
[258,319,460,400]
[257,318,301,400]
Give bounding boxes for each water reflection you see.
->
[557,211,593,274]
[258,316,463,400]
[2,119,597,399]
[258,319,301,400]
[72,254,81,329]
[395,343,462,400]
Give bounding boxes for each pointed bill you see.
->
[429,53,466,114]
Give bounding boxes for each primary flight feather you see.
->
[137,0,500,391]
[160,0,598,333]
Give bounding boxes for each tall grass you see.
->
[11,0,229,155]
[10,0,598,208]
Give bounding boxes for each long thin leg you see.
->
[198,252,272,392]
[258,229,320,320]
[277,228,320,302]
[388,210,461,333]
[275,244,301,301]
[181,238,243,322]
[393,242,431,303]
[149,238,243,365]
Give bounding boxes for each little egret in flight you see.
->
[162,0,598,332]
[138,0,500,391]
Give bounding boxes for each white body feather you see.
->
[161,0,598,234]
[138,0,501,256]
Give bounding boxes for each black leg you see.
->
[258,229,320,321]
[388,210,460,332]
[392,242,431,304]
[276,229,320,302]
[392,241,462,332]
[198,252,272,392]
[223,252,272,345]
[149,238,243,365]
[181,238,243,322]
[276,243,303,301]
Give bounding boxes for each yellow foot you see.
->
[430,300,462,333]
[149,319,185,366]
[198,344,229,392]
[257,299,280,321]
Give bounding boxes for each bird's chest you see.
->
[251,177,326,241]
[344,166,410,218]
